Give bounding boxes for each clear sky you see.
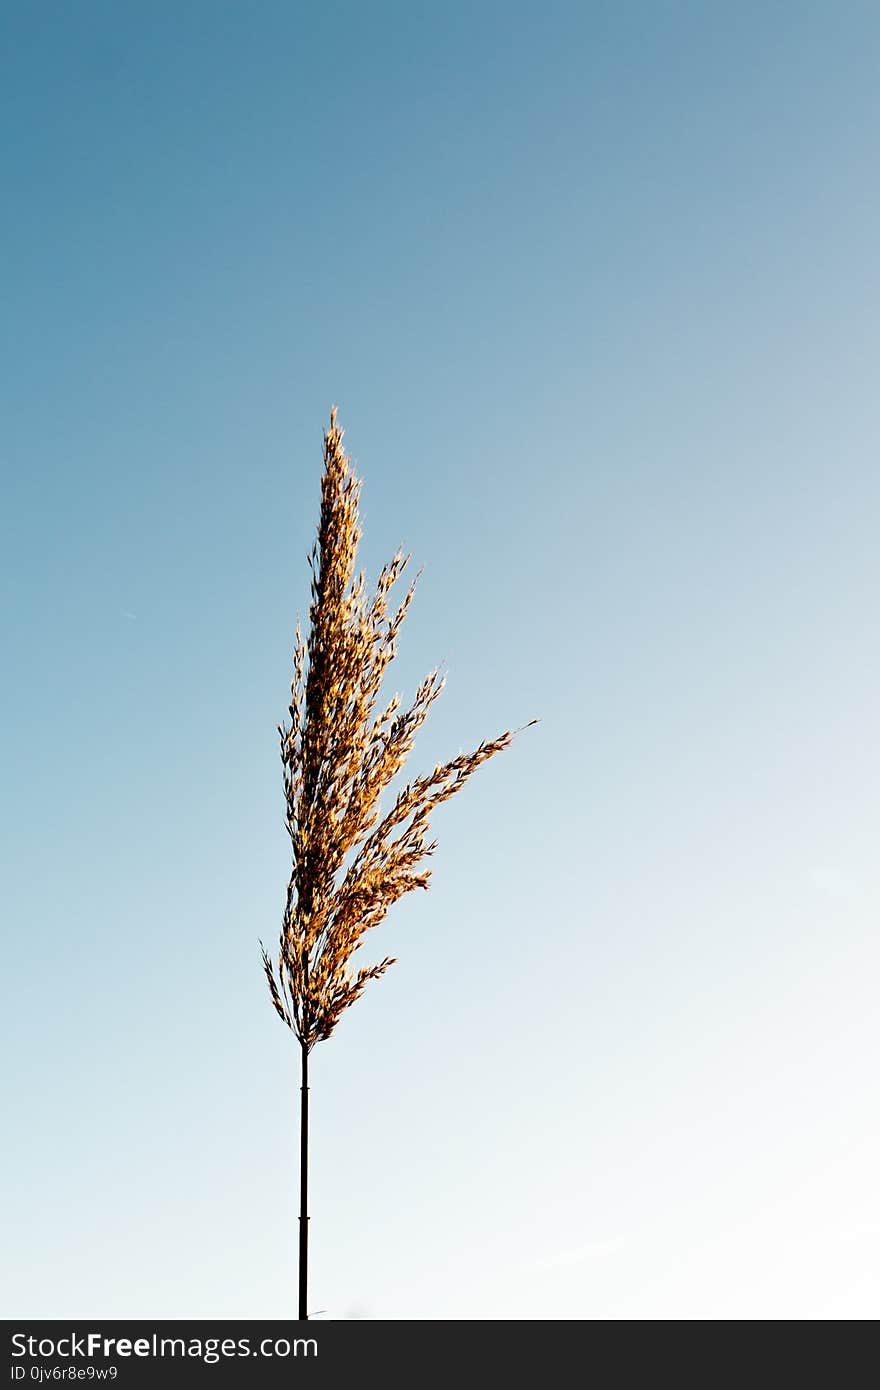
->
[2,1,878,1320]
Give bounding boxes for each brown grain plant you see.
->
[262,408,533,1319]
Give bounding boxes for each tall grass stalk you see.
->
[262,408,534,1318]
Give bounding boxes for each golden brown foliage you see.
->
[262,409,533,1050]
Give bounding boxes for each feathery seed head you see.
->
[263,409,533,1049]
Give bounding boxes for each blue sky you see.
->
[2,1,879,1319]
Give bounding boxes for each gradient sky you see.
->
[2,1,878,1320]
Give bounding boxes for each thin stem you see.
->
[299,1038,309,1320]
